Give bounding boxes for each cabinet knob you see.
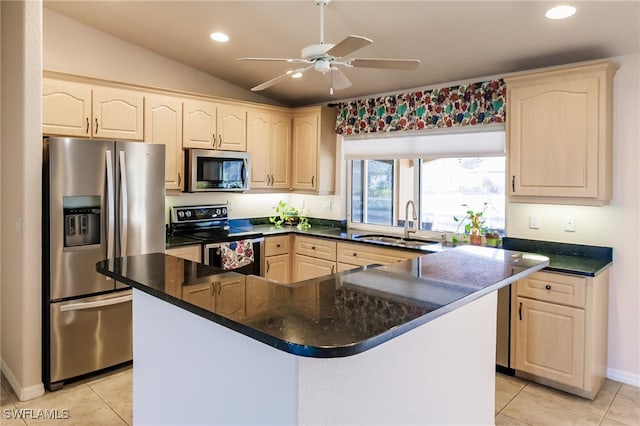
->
[311,246,316,250]
[545,284,552,290]
[95,118,99,133]
[276,244,281,248]
[85,117,90,133]
[352,252,357,257]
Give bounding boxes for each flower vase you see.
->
[469,229,482,246]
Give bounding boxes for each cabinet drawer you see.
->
[337,242,418,267]
[516,271,586,308]
[294,236,337,261]
[265,235,290,256]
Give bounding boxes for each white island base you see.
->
[133,288,498,425]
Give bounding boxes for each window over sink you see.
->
[346,129,506,237]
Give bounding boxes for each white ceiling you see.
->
[44,1,640,107]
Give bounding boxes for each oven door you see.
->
[204,237,263,275]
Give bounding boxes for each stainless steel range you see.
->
[169,204,264,275]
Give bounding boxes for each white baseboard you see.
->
[1,357,45,401]
[607,367,640,387]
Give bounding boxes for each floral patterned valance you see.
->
[335,79,506,135]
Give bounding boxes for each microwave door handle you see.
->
[242,158,248,187]
[105,150,115,261]
[119,150,128,258]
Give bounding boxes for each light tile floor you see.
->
[2,368,638,425]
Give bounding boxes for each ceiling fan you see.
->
[237,0,421,95]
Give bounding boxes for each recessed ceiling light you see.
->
[210,32,229,42]
[545,5,576,20]
[290,72,303,79]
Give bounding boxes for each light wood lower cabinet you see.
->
[292,254,336,281]
[166,245,202,263]
[511,270,609,399]
[181,273,246,321]
[337,242,419,272]
[264,235,291,283]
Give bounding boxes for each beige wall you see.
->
[0,0,45,400]
[43,9,281,106]
[506,53,640,385]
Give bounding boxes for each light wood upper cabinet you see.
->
[43,80,144,140]
[183,99,217,149]
[247,110,291,190]
[511,270,610,399]
[43,79,92,137]
[506,61,616,205]
[183,101,247,151]
[145,94,183,190]
[291,106,337,194]
[217,104,247,151]
[92,86,144,140]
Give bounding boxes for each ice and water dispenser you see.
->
[63,196,100,248]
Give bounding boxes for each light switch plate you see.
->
[565,216,576,232]
[529,214,541,229]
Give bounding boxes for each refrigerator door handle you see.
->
[59,294,132,312]
[119,150,128,257]
[105,150,115,260]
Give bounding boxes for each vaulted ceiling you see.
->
[44,1,640,107]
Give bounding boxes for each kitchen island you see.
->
[97,246,548,425]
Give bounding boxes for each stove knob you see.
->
[216,209,221,216]
[222,208,227,215]
[185,211,192,218]
[177,211,184,218]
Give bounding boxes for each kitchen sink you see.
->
[352,234,439,248]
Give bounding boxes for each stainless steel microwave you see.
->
[184,149,250,192]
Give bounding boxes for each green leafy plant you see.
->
[269,201,311,230]
[452,202,489,243]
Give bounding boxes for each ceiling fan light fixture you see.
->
[210,32,229,42]
[545,5,576,20]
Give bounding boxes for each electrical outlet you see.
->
[529,214,541,229]
[322,201,332,211]
[564,216,576,232]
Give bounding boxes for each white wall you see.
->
[507,53,640,386]
[0,0,46,401]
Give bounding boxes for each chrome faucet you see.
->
[404,200,417,239]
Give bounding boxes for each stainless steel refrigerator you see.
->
[43,137,165,390]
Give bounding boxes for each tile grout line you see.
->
[597,384,622,426]
[86,382,130,426]
[498,380,529,416]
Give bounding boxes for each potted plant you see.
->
[453,202,488,246]
[485,230,500,247]
[269,201,311,230]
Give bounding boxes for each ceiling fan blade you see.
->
[323,67,352,92]
[326,35,373,58]
[349,58,421,70]
[237,57,311,64]
[250,65,312,92]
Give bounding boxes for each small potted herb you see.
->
[453,202,488,246]
[485,231,500,247]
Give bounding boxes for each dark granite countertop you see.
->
[97,247,548,358]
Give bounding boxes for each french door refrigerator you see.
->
[43,137,165,390]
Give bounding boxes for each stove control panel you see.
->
[170,205,229,224]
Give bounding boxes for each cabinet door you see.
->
[265,254,290,283]
[145,94,183,190]
[270,113,291,189]
[183,99,216,149]
[245,275,271,319]
[292,254,335,281]
[92,87,144,140]
[166,244,201,263]
[247,110,270,189]
[213,274,246,321]
[217,104,247,151]
[508,76,599,198]
[514,297,585,388]
[292,114,318,190]
[43,79,92,137]
[182,283,212,310]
